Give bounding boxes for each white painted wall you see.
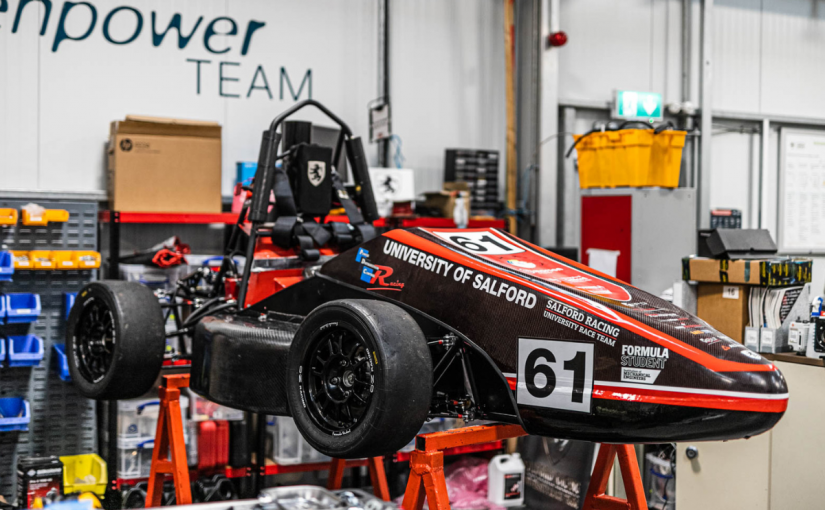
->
[390,0,506,197]
[0,0,506,199]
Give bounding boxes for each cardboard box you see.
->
[422,182,471,220]
[697,283,750,343]
[108,115,222,213]
[682,257,812,287]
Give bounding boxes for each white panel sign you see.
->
[517,338,594,413]
[779,128,825,253]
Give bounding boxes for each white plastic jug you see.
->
[487,453,525,507]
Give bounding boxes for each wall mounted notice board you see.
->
[779,128,825,254]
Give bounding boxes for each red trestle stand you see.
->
[146,373,393,506]
[402,424,527,510]
[145,374,193,508]
[582,444,648,510]
[326,457,391,501]
[400,424,648,510]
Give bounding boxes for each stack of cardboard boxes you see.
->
[682,256,813,349]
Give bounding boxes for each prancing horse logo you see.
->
[308,161,326,187]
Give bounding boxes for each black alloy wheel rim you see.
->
[301,324,375,434]
[75,299,116,383]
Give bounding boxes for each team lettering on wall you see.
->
[0,0,312,100]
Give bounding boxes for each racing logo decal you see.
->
[307,161,326,186]
[426,229,632,302]
[517,338,594,413]
[543,298,619,347]
[619,345,669,385]
[382,239,537,309]
[356,248,404,291]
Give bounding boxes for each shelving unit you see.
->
[0,198,98,502]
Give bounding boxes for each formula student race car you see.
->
[67,100,788,459]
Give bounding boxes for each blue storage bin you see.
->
[236,161,257,185]
[0,336,5,368]
[8,334,44,367]
[4,293,41,324]
[53,344,71,381]
[0,251,13,281]
[65,292,77,320]
[0,397,31,432]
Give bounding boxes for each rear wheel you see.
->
[67,281,165,399]
[287,299,432,458]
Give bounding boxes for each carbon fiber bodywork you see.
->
[191,314,298,415]
[309,228,788,442]
[212,227,788,443]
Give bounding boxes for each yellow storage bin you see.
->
[573,129,686,188]
[649,130,687,188]
[21,208,69,226]
[29,250,54,270]
[74,251,101,270]
[60,453,107,496]
[11,251,32,269]
[0,209,18,226]
[51,251,77,269]
[50,251,101,270]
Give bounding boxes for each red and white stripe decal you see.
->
[502,376,788,413]
[384,229,775,374]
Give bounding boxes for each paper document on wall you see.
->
[780,130,825,252]
[586,248,620,278]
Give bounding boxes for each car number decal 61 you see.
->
[517,338,594,413]
[431,230,524,255]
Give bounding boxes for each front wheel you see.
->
[67,281,165,399]
[286,299,432,459]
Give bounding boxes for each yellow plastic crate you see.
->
[574,129,686,188]
[21,208,69,226]
[74,251,101,270]
[0,209,18,226]
[60,454,107,496]
[10,251,32,269]
[650,130,687,187]
[29,250,54,270]
[52,251,77,270]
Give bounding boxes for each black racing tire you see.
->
[67,280,165,400]
[286,299,432,459]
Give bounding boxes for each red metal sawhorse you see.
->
[145,374,391,507]
[401,424,648,510]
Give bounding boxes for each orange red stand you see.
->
[146,374,393,507]
[145,374,193,507]
[401,424,648,510]
[146,376,646,510]
[582,444,648,510]
[402,424,527,510]
[326,457,391,501]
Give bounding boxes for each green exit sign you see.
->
[614,90,663,121]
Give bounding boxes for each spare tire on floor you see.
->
[67,280,165,400]
[287,299,433,459]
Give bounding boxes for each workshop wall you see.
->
[390,0,506,197]
[556,0,825,294]
[0,0,506,200]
